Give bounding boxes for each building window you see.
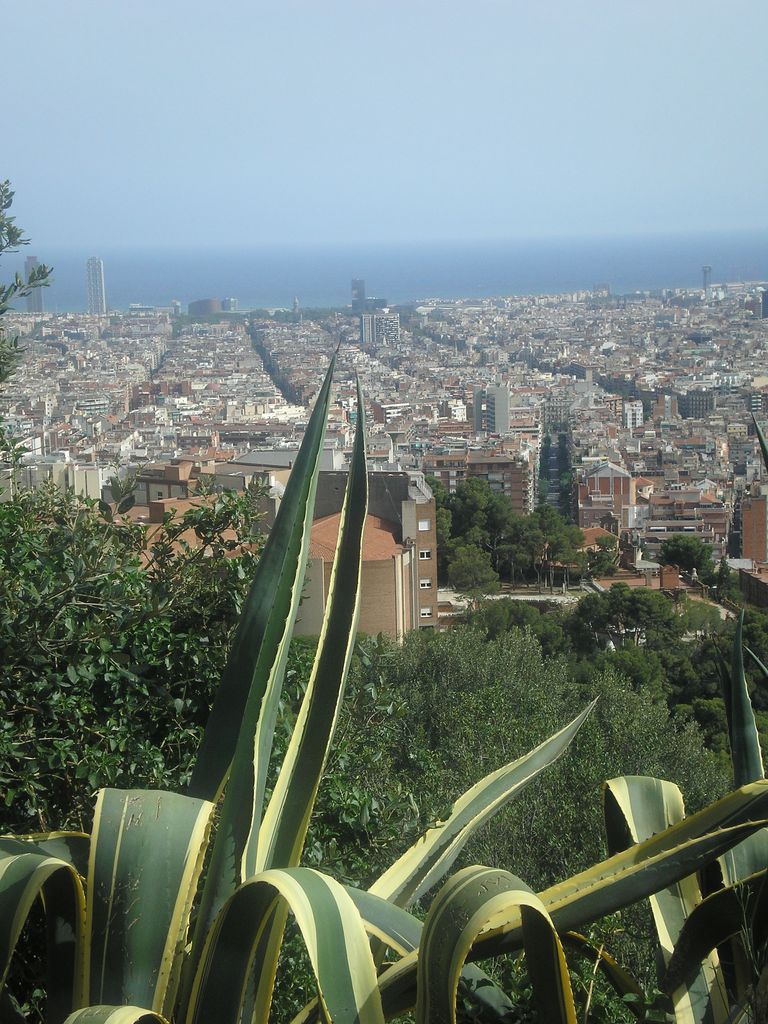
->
[419,549,432,560]
[418,518,431,531]
[419,578,432,589]
[420,607,433,618]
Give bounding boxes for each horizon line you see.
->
[10,225,768,254]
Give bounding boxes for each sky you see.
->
[5,0,768,248]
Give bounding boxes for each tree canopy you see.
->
[658,534,716,578]
[428,476,585,588]
[568,584,683,653]
[0,484,264,831]
[446,542,500,595]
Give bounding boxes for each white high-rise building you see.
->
[623,399,644,430]
[86,257,107,314]
[360,310,400,347]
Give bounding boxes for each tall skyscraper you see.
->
[351,279,366,312]
[24,256,44,313]
[485,385,510,434]
[702,265,712,299]
[86,257,107,314]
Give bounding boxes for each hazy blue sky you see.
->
[6,0,767,247]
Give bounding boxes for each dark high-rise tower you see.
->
[86,257,107,314]
[702,265,712,298]
[24,256,43,313]
[351,278,365,312]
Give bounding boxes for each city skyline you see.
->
[7,230,768,315]
[4,0,767,249]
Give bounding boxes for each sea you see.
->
[6,232,768,313]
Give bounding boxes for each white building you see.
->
[623,400,644,430]
[360,311,400,347]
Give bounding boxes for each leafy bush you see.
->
[346,628,727,889]
[0,483,263,831]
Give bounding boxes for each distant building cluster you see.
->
[188,297,239,316]
[4,268,768,630]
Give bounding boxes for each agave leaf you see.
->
[661,869,768,999]
[183,377,366,1024]
[345,886,422,955]
[0,832,90,879]
[0,841,85,1024]
[257,377,368,872]
[369,699,596,908]
[82,789,214,1019]
[486,822,768,954]
[744,645,768,682]
[286,887,516,1024]
[727,612,764,788]
[345,886,516,1021]
[374,807,768,1018]
[415,865,575,1024]
[718,829,768,888]
[603,776,728,1024]
[519,898,578,1024]
[183,360,338,1008]
[62,1009,167,1024]
[713,617,767,897]
[184,868,384,1024]
[189,355,337,803]
[709,834,768,1009]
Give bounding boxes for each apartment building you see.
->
[294,469,438,638]
[742,487,768,563]
[422,449,535,514]
[577,461,635,527]
[639,487,730,561]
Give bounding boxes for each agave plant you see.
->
[593,610,768,1024]
[3,361,768,1024]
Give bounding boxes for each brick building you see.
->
[742,489,768,563]
[294,469,438,638]
[298,513,421,639]
[422,449,535,514]
[577,462,635,528]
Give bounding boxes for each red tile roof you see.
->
[310,513,402,561]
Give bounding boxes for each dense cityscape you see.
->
[3,260,768,632]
